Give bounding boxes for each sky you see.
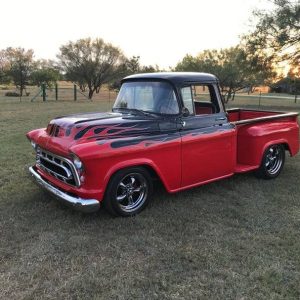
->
[0,0,274,69]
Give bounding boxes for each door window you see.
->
[181,84,221,115]
[181,86,194,115]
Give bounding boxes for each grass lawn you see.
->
[0,100,300,299]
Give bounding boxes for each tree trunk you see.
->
[226,91,232,103]
[88,88,95,99]
[232,91,236,101]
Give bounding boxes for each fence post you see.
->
[42,84,46,101]
[74,84,77,101]
[295,94,297,104]
[55,83,58,100]
[259,91,261,106]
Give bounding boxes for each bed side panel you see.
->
[236,118,299,166]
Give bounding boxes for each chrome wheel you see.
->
[265,145,284,175]
[115,173,148,213]
[255,144,285,179]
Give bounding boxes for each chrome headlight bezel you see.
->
[30,140,37,150]
[71,153,84,173]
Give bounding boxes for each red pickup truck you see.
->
[27,72,299,216]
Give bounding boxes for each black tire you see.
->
[255,144,285,179]
[103,167,153,217]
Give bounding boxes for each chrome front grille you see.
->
[36,148,80,187]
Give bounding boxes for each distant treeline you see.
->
[0,0,298,99]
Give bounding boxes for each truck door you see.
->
[179,84,236,187]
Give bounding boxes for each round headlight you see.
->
[31,140,37,149]
[72,154,83,171]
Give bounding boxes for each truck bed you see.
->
[227,108,299,173]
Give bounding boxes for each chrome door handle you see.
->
[177,120,186,128]
[215,117,226,121]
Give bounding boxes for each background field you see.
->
[0,84,118,103]
[0,98,299,299]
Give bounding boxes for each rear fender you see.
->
[237,121,299,166]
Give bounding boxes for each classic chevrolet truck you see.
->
[27,72,299,216]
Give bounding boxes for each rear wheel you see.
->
[255,144,285,179]
[104,167,153,216]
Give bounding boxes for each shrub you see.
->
[5,91,30,97]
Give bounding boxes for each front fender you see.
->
[70,133,182,198]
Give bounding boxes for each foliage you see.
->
[31,60,61,88]
[244,0,300,66]
[0,50,11,84]
[175,46,276,101]
[3,47,35,96]
[108,56,140,91]
[5,91,30,97]
[271,76,300,94]
[109,56,161,91]
[58,38,123,99]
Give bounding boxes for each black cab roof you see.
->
[123,72,218,85]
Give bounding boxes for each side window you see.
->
[181,86,194,115]
[192,84,220,115]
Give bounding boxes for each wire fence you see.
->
[0,83,299,109]
[0,83,118,103]
[225,92,299,108]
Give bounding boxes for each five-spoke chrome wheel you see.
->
[104,167,153,216]
[116,173,148,213]
[264,145,284,175]
[255,144,285,179]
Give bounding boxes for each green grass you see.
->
[0,100,300,299]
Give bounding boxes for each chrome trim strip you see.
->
[37,148,81,187]
[231,112,299,125]
[227,108,299,115]
[29,166,100,213]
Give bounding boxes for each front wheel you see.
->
[255,144,285,179]
[103,167,153,217]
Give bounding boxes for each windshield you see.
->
[113,81,179,115]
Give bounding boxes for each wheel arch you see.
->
[282,142,292,156]
[103,159,169,195]
[261,139,292,159]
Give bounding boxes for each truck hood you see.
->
[27,111,179,155]
[47,111,162,142]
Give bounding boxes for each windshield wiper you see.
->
[112,107,158,118]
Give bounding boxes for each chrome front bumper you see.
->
[29,166,100,213]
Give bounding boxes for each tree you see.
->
[108,56,160,91]
[245,0,300,65]
[0,50,10,84]
[124,56,141,74]
[107,56,140,91]
[175,46,275,102]
[58,38,123,99]
[31,59,61,88]
[4,47,34,96]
